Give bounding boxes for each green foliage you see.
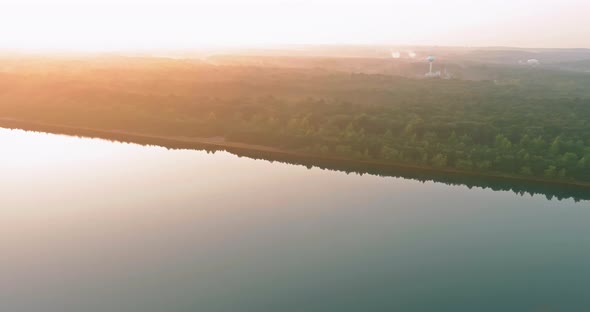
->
[1,58,589,183]
[431,154,448,168]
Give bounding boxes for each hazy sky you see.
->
[1,0,588,51]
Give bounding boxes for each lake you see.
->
[2,127,589,312]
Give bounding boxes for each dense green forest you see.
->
[1,56,590,183]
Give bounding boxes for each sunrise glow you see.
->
[1,0,588,51]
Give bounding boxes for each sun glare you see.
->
[0,0,588,51]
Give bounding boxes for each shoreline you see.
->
[1,117,590,190]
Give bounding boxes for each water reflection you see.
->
[1,121,588,202]
[2,126,590,312]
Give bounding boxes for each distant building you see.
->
[425,70,441,78]
[518,59,541,66]
[527,59,540,66]
[424,56,452,79]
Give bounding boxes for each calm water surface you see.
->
[1,128,589,312]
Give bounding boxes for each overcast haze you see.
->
[1,0,588,51]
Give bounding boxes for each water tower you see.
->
[426,56,435,75]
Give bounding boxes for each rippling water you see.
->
[1,128,589,312]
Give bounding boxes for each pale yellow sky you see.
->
[0,0,588,51]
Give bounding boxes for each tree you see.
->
[456,159,474,170]
[544,166,557,178]
[549,137,561,155]
[495,134,512,150]
[431,154,448,168]
[383,129,394,141]
[578,157,588,169]
[560,152,579,169]
[519,166,533,176]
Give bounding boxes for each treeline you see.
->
[1,56,590,183]
[4,118,590,202]
[196,96,590,182]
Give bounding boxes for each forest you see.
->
[1,56,590,183]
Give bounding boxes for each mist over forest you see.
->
[2,45,590,185]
